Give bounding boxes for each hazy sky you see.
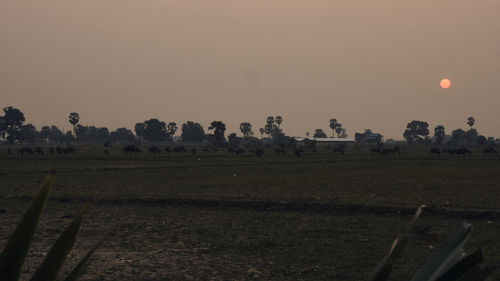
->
[1,1,499,139]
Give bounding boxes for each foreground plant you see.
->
[0,172,102,281]
[370,205,496,281]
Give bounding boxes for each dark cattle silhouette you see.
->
[381,147,400,154]
[34,147,44,155]
[483,147,497,154]
[371,147,382,153]
[103,149,109,155]
[295,147,304,157]
[63,146,76,154]
[430,148,441,155]
[274,147,286,154]
[148,146,161,154]
[123,145,141,154]
[255,148,264,157]
[202,148,210,153]
[332,146,346,154]
[173,146,187,153]
[17,147,33,155]
[56,146,63,155]
[233,147,245,155]
[448,148,471,155]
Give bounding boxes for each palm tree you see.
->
[68,112,80,135]
[329,119,340,137]
[467,117,475,129]
[275,116,283,128]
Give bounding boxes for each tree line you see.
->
[0,106,496,147]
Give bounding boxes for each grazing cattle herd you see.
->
[2,143,498,158]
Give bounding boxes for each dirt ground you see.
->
[1,146,500,280]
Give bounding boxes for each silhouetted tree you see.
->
[48,126,64,144]
[266,116,275,126]
[142,119,168,143]
[355,129,371,142]
[339,128,348,138]
[135,122,145,144]
[181,121,206,142]
[467,116,475,129]
[354,129,382,143]
[434,125,446,145]
[313,129,327,138]
[228,133,242,146]
[259,128,264,139]
[464,129,478,146]
[39,126,51,143]
[264,124,272,139]
[270,124,285,144]
[403,120,429,144]
[208,121,226,146]
[264,117,275,140]
[1,106,25,143]
[19,124,38,143]
[63,130,75,144]
[275,116,283,128]
[329,119,341,137]
[306,131,310,137]
[74,124,88,144]
[110,128,135,144]
[477,135,488,146]
[450,129,466,146]
[166,122,178,142]
[69,112,80,133]
[335,124,343,138]
[240,122,252,137]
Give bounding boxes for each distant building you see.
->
[362,133,383,144]
[293,137,355,144]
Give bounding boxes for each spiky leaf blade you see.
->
[368,205,426,281]
[436,249,483,281]
[411,222,472,281]
[63,236,105,281]
[0,173,55,281]
[29,204,89,281]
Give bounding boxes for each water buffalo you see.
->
[449,148,471,155]
[333,146,346,154]
[381,147,400,154]
[483,147,497,154]
[123,145,141,154]
[148,146,161,154]
[274,147,286,154]
[255,148,264,157]
[430,148,441,155]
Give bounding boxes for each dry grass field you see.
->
[1,145,500,280]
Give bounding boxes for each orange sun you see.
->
[440,78,451,89]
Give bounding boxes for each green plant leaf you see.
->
[454,264,495,281]
[29,203,90,281]
[436,249,482,281]
[368,204,426,281]
[0,172,56,281]
[411,222,472,281]
[63,236,105,281]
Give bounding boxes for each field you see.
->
[1,145,500,280]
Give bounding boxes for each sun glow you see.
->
[440,78,451,89]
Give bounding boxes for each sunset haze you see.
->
[1,1,499,139]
